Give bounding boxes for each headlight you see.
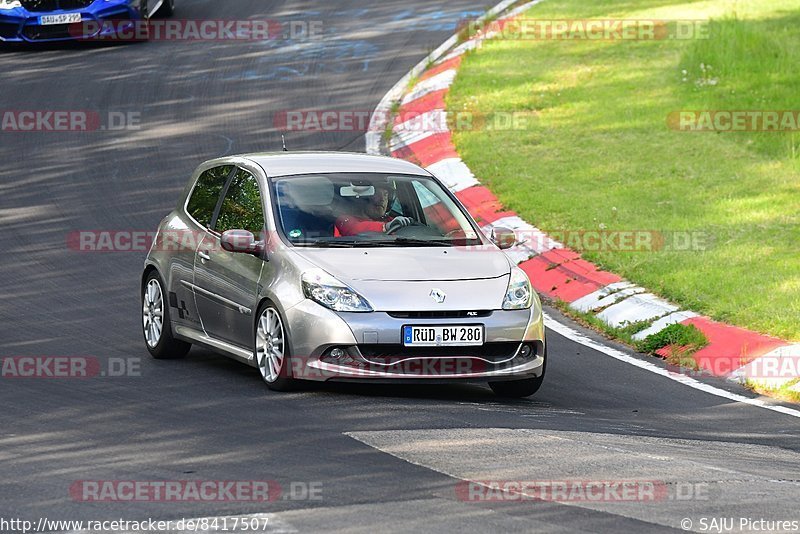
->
[301,268,373,313]
[0,0,22,10]
[502,266,533,310]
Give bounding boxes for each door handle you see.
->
[198,251,211,262]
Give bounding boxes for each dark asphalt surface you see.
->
[1,1,798,532]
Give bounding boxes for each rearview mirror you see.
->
[340,184,375,198]
[491,226,516,250]
[221,230,265,256]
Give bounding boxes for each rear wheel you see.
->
[255,302,296,391]
[142,271,191,359]
[489,341,546,398]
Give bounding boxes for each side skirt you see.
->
[174,324,257,368]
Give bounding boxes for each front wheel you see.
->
[255,303,296,391]
[489,342,546,398]
[142,271,191,359]
[489,375,544,398]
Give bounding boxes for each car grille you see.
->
[357,342,521,364]
[0,22,20,39]
[387,310,493,319]
[20,0,94,12]
[22,22,73,39]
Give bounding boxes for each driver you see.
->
[335,183,413,236]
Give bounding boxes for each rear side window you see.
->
[215,170,265,235]
[186,165,234,228]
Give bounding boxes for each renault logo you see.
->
[429,289,446,304]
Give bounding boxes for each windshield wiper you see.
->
[361,237,455,247]
[297,238,461,248]
[296,239,358,248]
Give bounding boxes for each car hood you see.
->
[294,245,511,282]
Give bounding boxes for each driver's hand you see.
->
[384,216,413,233]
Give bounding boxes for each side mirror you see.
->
[491,226,516,250]
[221,230,265,256]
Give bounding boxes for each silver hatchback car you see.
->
[141,152,546,397]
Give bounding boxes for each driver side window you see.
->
[186,165,234,229]
[215,170,265,235]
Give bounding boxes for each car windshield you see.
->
[270,173,484,247]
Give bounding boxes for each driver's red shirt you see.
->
[335,215,391,236]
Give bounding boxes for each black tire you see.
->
[133,0,151,41]
[155,0,175,17]
[489,341,547,398]
[254,301,296,391]
[142,270,191,359]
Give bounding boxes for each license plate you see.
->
[403,325,484,347]
[40,13,82,25]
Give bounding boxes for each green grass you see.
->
[384,100,401,143]
[747,380,800,403]
[448,0,800,340]
[636,322,708,360]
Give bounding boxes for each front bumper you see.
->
[0,1,138,43]
[283,299,546,382]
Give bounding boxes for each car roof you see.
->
[238,151,430,178]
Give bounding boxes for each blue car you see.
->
[0,0,173,43]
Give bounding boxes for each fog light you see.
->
[519,344,532,359]
[321,347,363,367]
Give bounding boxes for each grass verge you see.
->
[746,380,800,403]
[448,0,800,340]
[552,298,708,370]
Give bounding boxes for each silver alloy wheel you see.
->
[256,308,285,383]
[143,279,164,348]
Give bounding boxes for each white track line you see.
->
[544,312,800,419]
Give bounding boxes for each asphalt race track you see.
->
[1,1,799,532]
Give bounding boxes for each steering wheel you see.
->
[385,220,425,235]
[390,223,448,239]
